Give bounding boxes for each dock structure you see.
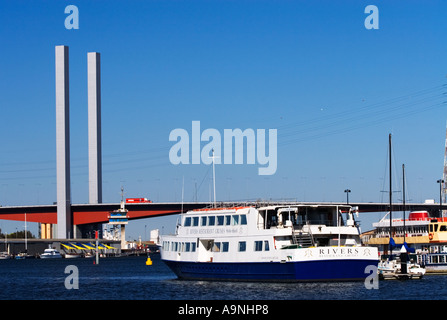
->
[0,238,121,257]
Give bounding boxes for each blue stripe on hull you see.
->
[163,259,376,282]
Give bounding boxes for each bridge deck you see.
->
[0,201,443,225]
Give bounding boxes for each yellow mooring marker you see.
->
[146,257,153,266]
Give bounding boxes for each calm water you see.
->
[0,254,446,300]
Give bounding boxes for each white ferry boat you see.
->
[366,210,447,274]
[160,204,379,281]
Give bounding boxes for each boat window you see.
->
[222,242,229,252]
[232,215,239,225]
[238,241,246,252]
[213,242,221,252]
[192,217,199,227]
[184,217,191,227]
[191,243,196,252]
[225,215,231,225]
[217,216,224,226]
[208,216,216,226]
[201,216,207,226]
[185,243,191,252]
[264,240,270,251]
[430,246,439,253]
[440,225,447,232]
[435,224,439,232]
[240,215,247,225]
[254,241,263,251]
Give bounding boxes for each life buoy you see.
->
[429,233,434,240]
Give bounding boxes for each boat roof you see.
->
[186,203,352,215]
[258,204,351,210]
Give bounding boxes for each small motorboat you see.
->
[40,248,63,259]
[0,252,11,260]
[64,252,81,259]
[15,251,35,259]
[378,250,426,280]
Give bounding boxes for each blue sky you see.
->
[0,1,446,239]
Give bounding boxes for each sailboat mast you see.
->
[389,134,393,239]
[402,163,406,240]
[24,212,27,251]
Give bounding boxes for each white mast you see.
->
[211,149,217,208]
[24,213,27,252]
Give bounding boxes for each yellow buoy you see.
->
[146,257,152,266]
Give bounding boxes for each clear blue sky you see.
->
[0,0,446,239]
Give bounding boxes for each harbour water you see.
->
[1,254,447,301]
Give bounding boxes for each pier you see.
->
[0,238,122,257]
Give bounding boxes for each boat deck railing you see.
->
[199,200,352,210]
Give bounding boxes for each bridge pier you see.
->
[87,52,103,205]
[40,223,53,239]
[55,45,72,239]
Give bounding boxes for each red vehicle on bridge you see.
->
[125,198,152,203]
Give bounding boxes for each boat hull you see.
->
[40,255,62,259]
[163,259,376,282]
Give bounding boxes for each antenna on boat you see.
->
[181,176,184,214]
[210,148,218,208]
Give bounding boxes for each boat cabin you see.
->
[367,211,447,246]
[257,205,354,229]
[174,204,362,250]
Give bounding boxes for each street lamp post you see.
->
[344,189,351,205]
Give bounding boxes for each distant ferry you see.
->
[365,210,447,274]
[160,204,378,281]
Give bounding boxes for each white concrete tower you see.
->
[87,52,102,204]
[55,45,72,238]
